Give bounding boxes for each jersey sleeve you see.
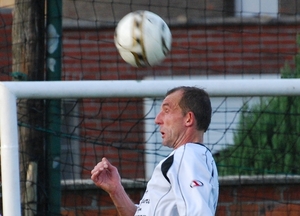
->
[166,144,218,216]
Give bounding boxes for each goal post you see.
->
[3,79,300,98]
[1,79,300,216]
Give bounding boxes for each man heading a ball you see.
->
[91,86,219,216]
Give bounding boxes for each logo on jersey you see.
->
[190,180,204,188]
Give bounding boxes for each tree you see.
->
[216,35,300,176]
[12,1,45,215]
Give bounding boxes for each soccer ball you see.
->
[114,10,172,67]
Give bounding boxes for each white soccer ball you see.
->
[114,10,172,67]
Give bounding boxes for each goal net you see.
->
[1,0,300,215]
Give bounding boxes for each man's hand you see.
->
[91,157,121,194]
[91,157,137,216]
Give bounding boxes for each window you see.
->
[235,0,278,17]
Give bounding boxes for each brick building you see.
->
[1,1,300,215]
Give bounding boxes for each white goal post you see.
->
[1,79,300,216]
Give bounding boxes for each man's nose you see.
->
[155,112,162,125]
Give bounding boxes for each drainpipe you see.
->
[46,0,62,215]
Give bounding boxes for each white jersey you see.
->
[135,143,219,216]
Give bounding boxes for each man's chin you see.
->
[162,142,172,148]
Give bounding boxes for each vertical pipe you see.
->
[46,0,62,215]
[0,86,22,216]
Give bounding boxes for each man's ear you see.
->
[185,111,195,127]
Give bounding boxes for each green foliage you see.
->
[216,35,300,176]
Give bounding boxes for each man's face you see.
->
[155,90,187,148]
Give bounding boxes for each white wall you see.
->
[143,74,280,179]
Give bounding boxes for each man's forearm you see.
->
[109,185,137,216]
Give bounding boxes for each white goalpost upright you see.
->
[1,79,300,216]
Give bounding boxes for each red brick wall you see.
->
[78,98,145,179]
[61,177,300,216]
[218,183,300,215]
[62,23,298,81]
[0,10,12,81]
